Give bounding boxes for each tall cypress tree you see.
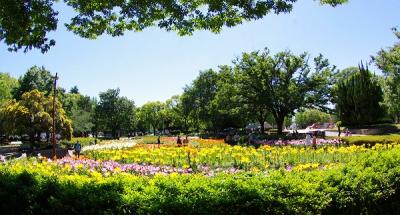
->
[336,63,384,125]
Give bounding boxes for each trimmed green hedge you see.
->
[1,148,400,214]
[342,134,400,146]
[59,137,98,148]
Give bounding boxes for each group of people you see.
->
[155,135,189,147]
[176,135,189,147]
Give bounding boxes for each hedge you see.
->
[342,134,400,146]
[59,137,98,148]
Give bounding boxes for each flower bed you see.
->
[82,140,136,152]
[256,138,341,146]
[85,141,395,171]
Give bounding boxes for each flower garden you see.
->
[1,137,400,214]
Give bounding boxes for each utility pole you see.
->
[52,73,58,160]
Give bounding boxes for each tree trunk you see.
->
[184,118,189,134]
[30,133,35,145]
[112,129,117,139]
[153,126,156,136]
[259,120,265,134]
[276,117,284,135]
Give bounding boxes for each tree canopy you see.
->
[0,73,18,106]
[235,48,335,134]
[138,101,165,135]
[0,0,348,53]
[373,29,400,122]
[63,93,95,136]
[0,90,72,141]
[374,28,400,77]
[295,108,332,129]
[94,88,136,138]
[12,66,54,99]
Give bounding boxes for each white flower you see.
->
[82,141,137,152]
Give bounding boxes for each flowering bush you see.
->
[256,138,341,146]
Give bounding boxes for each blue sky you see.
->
[1,0,399,106]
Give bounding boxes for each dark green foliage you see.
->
[335,64,384,126]
[0,171,123,215]
[341,134,400,146]
[183,69,219,132]
[95,88,136,138]
[0,0,348,52]
[69,86,79,94]
[12,66,54,100]
[181,66,248,133]
[235,49,336,134]
[63,93,95,136]
[137,101,164,135]
[0,0,58,53]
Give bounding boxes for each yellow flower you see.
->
[240,157,251,164]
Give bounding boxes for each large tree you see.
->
[0,89,72,142]
[235,48,335,134]
[177,93,196,133]
[0,0,348,52]
[13,66,54,99]
[164,95,184,133]
[186,69,220,132]
[138,101,165,135]
[210,65,248,130]
[95,88,136,138]
[335,64,384,126]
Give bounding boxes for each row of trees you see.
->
[1,30,399,139]
[137,30,400,134]
[0,67,136,141]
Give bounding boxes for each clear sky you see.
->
[1,0,399,106]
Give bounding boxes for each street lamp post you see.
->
[52,73,58,160]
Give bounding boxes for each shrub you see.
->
[59,137,98,148]
[342,134,400,146]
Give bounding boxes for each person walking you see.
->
[177,136,182,147]
[157,136,161,147]
[183,135,189,146]
[74,141,82,158]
